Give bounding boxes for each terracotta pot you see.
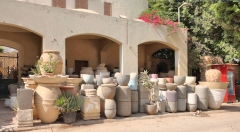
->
[174,76,186,85]
[165,78,173,83]
[82,74,94,84]
[205,69,221,82]
[34,83,61,123]
[66,78,82,84]
[166,83,177,91]
[198,82,229,90]
[33,104,39,119]
[59,86,76,95]
[144,104,157,115]
[185,76,196,85]
[80,67,94,75]
[101,84,116,99]
[39,50,63,75]
[102,77,113,84]
[167,70,175,77]
[116,75,130,86]
[33,75,68,84]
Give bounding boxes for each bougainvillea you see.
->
[138,10,179,35]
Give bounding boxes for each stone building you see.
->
[0,0,188,79]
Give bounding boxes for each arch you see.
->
[0,39,24,82]
[138,40,179,50]
[66,33,122,45]
[0,23,43,37]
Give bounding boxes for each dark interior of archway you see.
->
[152,48,174,73]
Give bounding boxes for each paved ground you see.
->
[0,99,239,132]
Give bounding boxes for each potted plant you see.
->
[139,70,157,115]
[31,60,42,75]
[40,53,59,76]
[54,92,83,124]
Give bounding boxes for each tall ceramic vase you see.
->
[39,50,63,75]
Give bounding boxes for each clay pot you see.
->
[33,75,68,84]
[145,104,157,115]
[198,82,229,90]
[166,83,177,91]
[205,69,221,82]
[8,84,19,95]
[167,70,175,77]
[104,99,116,109]
[66,68,74,75]
[59,86,76,95]
[101,84,116,99]
[102,78,113,84]
[82,74,94,84]
[84,89,97,97]
[158,78,166,85]
[34,83,61,123]
[80,67,94,75]
[116,75,130,86]
[174,76,186,85]
[165,78,173,83]
[66,78,82,84]
[185,76,196,85]
[96,75,109,86]
[39,50,63,75]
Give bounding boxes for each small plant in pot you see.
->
[54,92,83,124]
[139,70,157,115]
[30,60,42,75]
[40,53,59,76]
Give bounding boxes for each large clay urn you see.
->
[33,75,68,123]
[39,50,63,75]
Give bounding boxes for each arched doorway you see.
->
[65,34,120,76]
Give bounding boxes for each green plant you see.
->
[41,53,58,73]
[31,60,42,75]
[0,46,4,53]
[54,92,83,113]
[138,70,156,105]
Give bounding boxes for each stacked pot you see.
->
[138,84,149,113]
[115,74,131,117]
[96,77,117,119]
[65,78,82,94]
[128,73,138,114]
[199,69,229,110]
[95,63,109,76]
[174,76,187,112]
[195,85,209,111]
[184,76,197,112]
[157,78,167,113]
[165,83,177,113]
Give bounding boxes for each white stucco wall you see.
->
[1,0,188,76]
[16,0,148,19]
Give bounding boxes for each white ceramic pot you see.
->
[185,76,196,85]
[158,78,166,85]
[208,89,226,110]
[4,99,11,108]
[174,76,186,85]
[66,68,74,75]
[10,96,18,110]
[177,99,186,112]
[80,67,94,75]
[187,93,197,104]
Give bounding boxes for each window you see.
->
[104,2,112,16]
[52,0,66,8]
[75,0,88,9]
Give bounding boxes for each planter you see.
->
[177,99,186,111]
[116,101,131,117]
[165,77,173,83]
[187,93,197,104]
[166,102,177,113]
[176,85,186,99]
[4,99,11,107]
[128,78,138,90]
[144,104,157,115]
[116,75,130,86]
[104,109,116,119]
[104,99,116,118]
[205,69,221,82]
[82,74,94,84]
[66,68,74,75]
[156,101,166,113]
[33,75,68,84]
[185,76,196,85]
[158,78,166,85]
[96,75,109,86]
[174,76,186,85]
[195,85,209,99]
[102,78,113,84]
[63,112,76,124]
[80,67,94,75]
[84,89,97,97]
[39,50,63,75]
[208,89,226,110]
[166,91,177,102]
[101,84,116,99]
[150,74,158,79]
[159,84,167,91]
[197,98,208,111]
[115,86,131,101]
[166,83,177,91]
[184,84,195,93]
[187,104,197,112]
[198,82,229,90]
